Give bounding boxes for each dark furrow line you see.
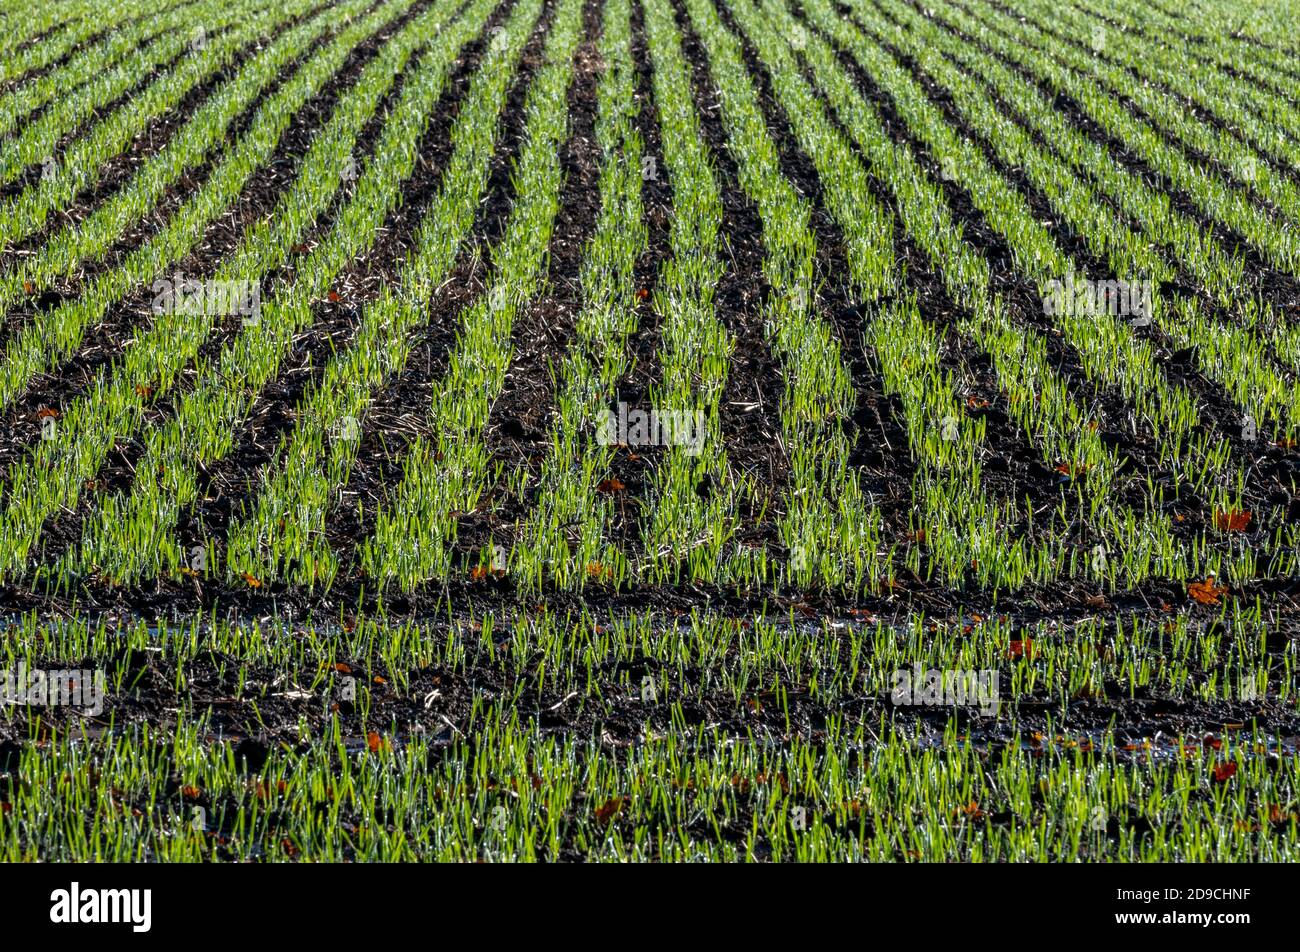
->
[0,2,438,514]
[853,6,1263,505]
[9,535,1300,635]
[326,0,561,567]
[909,0,1300,330]
[592,0,670,556]
[670,0,790,549]
[0,0,332,267]
[465,0,607,562]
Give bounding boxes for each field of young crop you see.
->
[0,0,1298,863]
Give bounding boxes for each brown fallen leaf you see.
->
[594,796,626,824]
[1009,638,1034,660]
[1188,576,1227,605]
[1212,508,1252,532]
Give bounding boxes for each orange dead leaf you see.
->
[594,796,626,824]
[1212,762,1237,783]
[334,662,351,674]
[1188,576,1227,605]
[240,572,263,589]
[596,477,626,494]
[180,785,202,800]
[1009,638,1034,660]
[1212,508,1252,532]
[366,731,388,754]
[327,290,341,303]
[1268,803,1294,824]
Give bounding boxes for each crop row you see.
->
[514,0,649,589]
[362,0,586,586]
[1,605,1296,860]
[0,0,420,576]
[0,0,341,314]
[65,0,500,585]
[0,0,198,141]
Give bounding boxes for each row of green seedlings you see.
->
[219,0,546,589]
[2,603,1287,759]
[801,0,1119,587]
[755,0,1063,589]
[918,0,1300,429]
[359,0,587,588]
[698,0,1019,589]
[0,0,343,317]
[0,0,196,139]
[623,0,743,587]
[685,0,895,593]
[0,0,141,85]
[0,1,89,65]
[859,0,1300,563]
[823,0,1292,559]
[801,0,1291,586]
[1013,0,1300,213]
[1072,0,1300,140]
[0,0,264,185]
[60,0,503,586]
[948,0,1300,279]
[1056,0,1300,175]
[837,0,1228,493]
[0,0,380,412]
[758,0,1180,586]
[1084,0,1300,89]
[845,0,1247,475]
[0,0,421,579]
[875,0,1296,408]
[2,706,1296,861]
[512,0,648,591]
[0,0,333,254]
